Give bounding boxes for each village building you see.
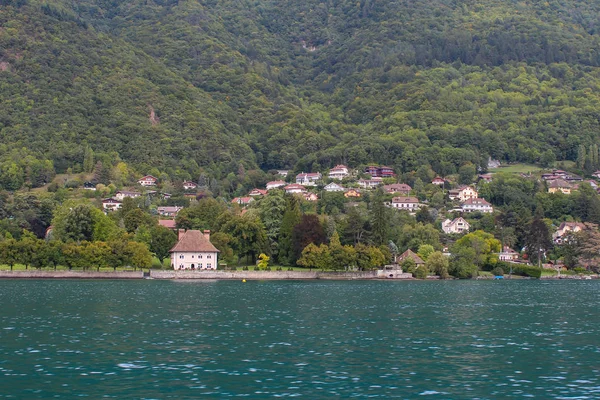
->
[397,249,425,266]
[498,246,519,262]
[448,186,478,202]
[585,180,598,190]
[383,183,412,195]
[248,188,268,197]
[158,219,177,230]
[83,181,96,190]
[162,193,172,200]
[431,177,445,186]
[593,171,600,180]
[358,178,383,189]
[157,206,183,217]
[231,197,254,206]
[277,170,289,177]
[102,198,122,211]
[328,165,350,180]
[114,190,141,201]
[170,230,219,270]
[344,189,361,198]
[547,179,572,194]
[553,222,586,244]
[303,193,319,201]
[324,182,345,192]
[461,198,493,213]
[183,181,198,190]
[442,217,470,234]
[365,165,395,178]
[296,172,322,186]
[266,180,286,190]
[478,173,493,183]
[284,184,307,194]
[138,175,158,186]
[391,196,421,212]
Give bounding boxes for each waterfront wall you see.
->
[150,270,384,280]
[0,271,143,279]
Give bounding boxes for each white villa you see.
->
[102,198,122,211]
[324,182,345,192]
[170,230,220,270]
[328,165,350,180]
[296,172,322,186]
[390,196,421,212]
[449,186,478,202]
[266,180,286,190]
[358,177,383,189]
[138,175,158,186]
[442,217,470,234]
[284,184,307,194]
[183,181,198,190]
[461,198,493,213]
[114,190,141,201]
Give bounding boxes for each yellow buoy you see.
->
[242,279,246,283]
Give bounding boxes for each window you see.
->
[179,255,184,259]
[199,263,203,269]
[199,255,202,259]
[191,255,194,258]
[207,255,211,259]
[207,263,212,269]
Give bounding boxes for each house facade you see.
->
[296,172,322,186]
[358,178,383,189]
[157,206,183,217]
[449,186,478,202]
[442,217,470,234]
[391,196,421,212]
[344,189,361,198]
[365,165,395,178]
[498,246,519,262]
[115,191,141,201]
[324,182,345,192]
[284,184,307,194]
[102,198,122,211]
[328,165,350,180]
[553,222,586,244]
[461,198,493,213]
[548,179,572,194]
[138,175,158,186]
[266,180,286,190]
[183,181,198,190]
[431,177,445,186]
[303,193,319,201]
[170,230,220,270]
[231,197,254,206]
[248,188,268,196]
[383,183,412,195]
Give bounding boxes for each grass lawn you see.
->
[0,264,145,272]
[489,163,545,174]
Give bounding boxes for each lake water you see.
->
[0,280,599,398]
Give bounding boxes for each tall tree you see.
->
[370,188,389,246]
[278,196,302,266]
[292,214,326,262]
[524,208,552,267]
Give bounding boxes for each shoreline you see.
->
[0,270,596,280]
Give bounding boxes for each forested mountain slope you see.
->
[2,0,600,188]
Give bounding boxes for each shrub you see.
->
[491,267,504,276]
[412,265,428,279]
[253,266,260,271]
[242,266,249,271]
[276,267,282,271]
[512,265,542,278]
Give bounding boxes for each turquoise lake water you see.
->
[0,279,599,398]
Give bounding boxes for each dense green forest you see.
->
[2,0,600,189]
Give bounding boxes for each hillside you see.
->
[2,0,600,191]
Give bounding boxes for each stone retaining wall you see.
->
[150,270,381,280]
[0,271,143,279]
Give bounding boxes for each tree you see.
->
[127,241,153,270]
[458,163,476,185]
[417,244,435,262]
[175,198,227,231]
[297,243,321,270]
[426,251,449,278]
[329,231,356,270]
[524,209,552,267]
[449,246,479,278]
[221,214,268,265]
[257,253,270,270]
[0,239,19,270]
[278,196,302,266]
[369,188,389,246]
[149,225,177,265]
[292,214,326,262]
[83,144,94,173]
[258,191,287,261]
[575,223,600,272]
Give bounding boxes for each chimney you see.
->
[178,229,186,240]
[203,230,210,241]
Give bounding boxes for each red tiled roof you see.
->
[158,220,176,229]
[392,196,419,203]
[169,230,219,253]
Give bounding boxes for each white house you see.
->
[442,217,470,234]
[183,181,198,190]
[296,172,322,186]
[138,175,158,186]
[324,182,345,192]
[114,191,141,201]
[231,197,254,206]
[383,183,412,195]
[303,192,319,201]
[157,206,183,217]
[498,246,519,262]
[277,170,289,177]
[328,165,350,180]
[102,198,122,211]
[449,186,478,202]
[248,188,268,196]
[266,180,286,190]
[431,177,445,186]
[358,178,383,189]
[170,230,219,270]
[553,222,586,244]
[284,184,307,194]
[391,196,421,212]
[461,198,493,213]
